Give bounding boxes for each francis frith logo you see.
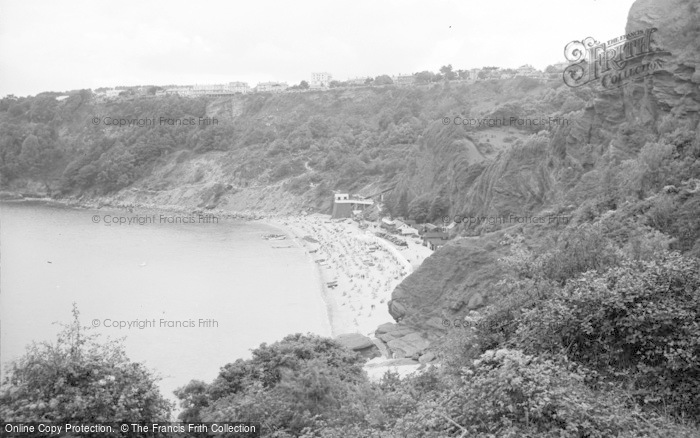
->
[563,27,667,90]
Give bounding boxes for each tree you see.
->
[413,71,435,84]
[374,75,393,86]
[0,304,173,423]
[299,80,310,90]
[439,64,456,80]
[75,164,98,188]
[408,194,432,223]
[19,134,59,181]
[177,334,373,436]
[95,142,137,192]
[397,192,409,218]
[0,95,18,112]
[173,380,210,423]
[428,194,449,222]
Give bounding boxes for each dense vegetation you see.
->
[0,305,172,427]
[0,76,583,216]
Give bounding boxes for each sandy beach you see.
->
[266,214,433,338]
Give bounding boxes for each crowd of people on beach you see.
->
[278,215,412,335]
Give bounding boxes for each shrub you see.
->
[177,334,374,436]
[454,349,700,437]
[0,305,172,423]
[513,253,700,421]
[539,223,621,285]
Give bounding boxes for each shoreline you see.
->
[2,195,431,364]
[254,219,335,338]
[265,214,418,339]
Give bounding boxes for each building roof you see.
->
[423,231,448,239]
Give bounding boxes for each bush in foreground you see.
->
[0,305,173,423]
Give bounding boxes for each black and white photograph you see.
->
[1,0,699,436]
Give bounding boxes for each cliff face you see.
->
[465,0,700,218]
[384,0,700,353]
[625,0,700,119]
[388,233,508,333]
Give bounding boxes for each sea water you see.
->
[0,201,330,410]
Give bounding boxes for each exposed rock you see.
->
[365,357,419,367]
[467,292,485,310]
[373,322,437,359]
[375,323,415,342]
[387,300,407,322]
[335,333,381,359]
[386,332,431,359]
[425,316,451,331]
[383,0,700,342]
[336,333,374,350]
[626,0,700,119]
[0,191,23,200]
[449,300,465,311]
[363,357,422,382]
[371,337,392,359]
[388,234,508,338]
[419,352,436,364]
[376,322,399,335]
[461,134,556,219]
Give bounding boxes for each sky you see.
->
[0,0,637,97]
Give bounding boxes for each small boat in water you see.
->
[262,233,287,240]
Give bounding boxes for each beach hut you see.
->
[422,231,448,249]
[381,217,397,232]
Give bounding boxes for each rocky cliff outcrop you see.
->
[384,0,700,353]
[625,0,700,119]
[386,233,508,335]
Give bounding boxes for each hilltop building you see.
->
[256,81,288,93]
[229,81,251,93]
[392,74,415,86]
[190,82,251,97]
[516,64,541,77]
[466,68,481,81]
[310,72,333,89]
[331,193,374,219]
[164,86,193,97]
[347,76,371,86]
